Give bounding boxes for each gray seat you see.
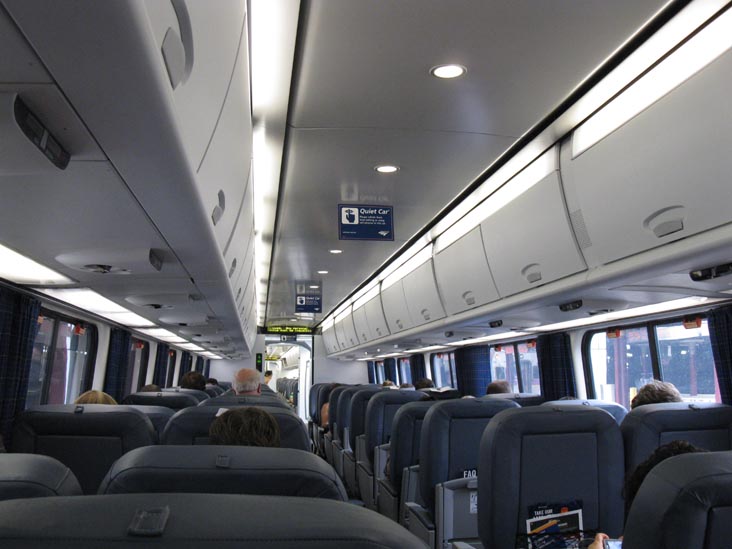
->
[406,398,520,548]
[162,387,209,402]
[11,404,156,494]
[343,386,383,497]
[99,445,347,500]
[199,394,291,409]
[541,399,628,424]
[621,402,732,471]
[357,389,426,509]
[0,454,82,501]
[325,385,350,467]
[0,493,427,548]
[204,385,225,397]
[121,391,199,410]
[478,406,624,548]
[123,405,175,440]
[161,405,309,450]
[623,450,732,549]
[378,400,437,523]
[481,392,544,406]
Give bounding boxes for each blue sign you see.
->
[295,294,322,313]
[338,204,394,241]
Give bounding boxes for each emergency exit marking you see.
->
[338,204,394,241]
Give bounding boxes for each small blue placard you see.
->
[338,204,394,241]
[295,294,322,313]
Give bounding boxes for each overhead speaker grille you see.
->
[569,209,592,250]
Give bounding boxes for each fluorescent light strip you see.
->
[351,279,380,308]
[573,5,732,157]
[405,345,448,353]
[382,244,434,290]
[321,317,335,331]
[335,306,353,324]
[0,244,73,286]
[178,343,205,352]
[451,331,531,347]
[378,235,432,285]
[97,312,155,328]
[353,284,381,311]
[375,352,402,358]
[434,149,556,253]
[529,297,715,333]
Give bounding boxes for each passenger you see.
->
[414,378,435,390]
[382,380,394,387]
[264,370,273,387]
[180,371,206,392]
[208,407,280,447]
[588,440,706,548]
[399,383,415,390]
[206,378,219,386]
[320,402,330,431]
[140,384,160,392]
[630,379,682,409]
[232,368,262,395]
[74,390,117,405]
[485,380,511,395]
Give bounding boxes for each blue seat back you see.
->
[364,390,426,466]
[541,399,628,424]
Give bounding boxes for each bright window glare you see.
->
[0,244,72,285]
[41,288,157,328]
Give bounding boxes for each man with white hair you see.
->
[232,368,262,395]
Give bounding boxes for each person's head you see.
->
[233,368,262,395]
[140,384,160,393]
[74,390,117,405]
[180,371,206,392]
[320,402,330,427]
[264,370,273,381]
[414,378,435,390]
[486,380,511,395]
[206,378,219,386]
[208,407,280,447]
[623,440,706,515]
[631,380,683,409]
[399,383,415,390]
[382,380,394,387]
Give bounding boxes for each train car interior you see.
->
[1,0,732,547]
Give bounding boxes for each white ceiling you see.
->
[267,0,669,325]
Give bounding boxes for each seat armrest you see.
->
[355,434,367,462]
[343,427,352,452]
[406,502,436,548]
[436,477,480,548]
[374,443,390,481]
[400,464,421,526]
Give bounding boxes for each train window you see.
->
[25,311,97,407]
[165,350,177,388]
[655,318,718,403]
[585,316,720,408]
[375,360,385,384]
[127,339,150,393]
[398,357,412,385]
[489,340,540,394]
[431,352,457,388]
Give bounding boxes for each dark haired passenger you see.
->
[180,371,206,392]
[206,378,219,386]
[485,380,511,395]
[631,379,682,409]
[209,407,281,447]
[140,384,160,392]
[588,440,706,548]
[414,378,434,390]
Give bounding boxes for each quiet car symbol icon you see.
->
[345,209,356,223]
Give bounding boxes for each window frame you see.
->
[582,313,716,401]
[430,351,457,388]
[486,338,539,395]
[32,308,98,405]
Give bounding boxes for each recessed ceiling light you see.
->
[430,64,466,79]
[290,318,297,322]
[375,165,399,174]
[309,285,320,289]
[317,270,329,274]
[329,249,342,254]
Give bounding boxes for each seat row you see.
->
[122,386,290,411]
[10,402,308,494]
[309,383,732,548]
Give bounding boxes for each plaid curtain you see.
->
[103,328,131,402]
[410,354,427,381]
[454,344,491,396]
[367,361,376,384]
[166,351,176,388]
[708,305,732,405]
[179,352,193,380]
[537,333,576,400]
[204,359,211,379]
[0,288,41,447]
[152,343,169,387]
[195,356,204,373]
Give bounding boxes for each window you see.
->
[488,339,540,394]
[25,310,97,407]
[375,360,385,384]
[398,357,412,385]
[585,316,719,408]
[431,352,457,388]
[127,338,150,393]
[165,350,177,388]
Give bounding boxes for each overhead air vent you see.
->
[80,264,130,275]
[690,262,732,282]
[57,248,165,275]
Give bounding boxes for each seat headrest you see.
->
[541,399,628,424]
[99,445,346,500]
[121,392,199,410]
[0,454,82,501]
[198,395,290,409]
[0,493,427,547]
[389,400,437,485]
[481,392,545,406]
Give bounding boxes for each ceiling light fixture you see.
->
[317,270,329,274]
[309,285,320,289]
[329,249,343,254]
[430,64,466,79]
[375,165,399,174]
[0,244,72,286]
